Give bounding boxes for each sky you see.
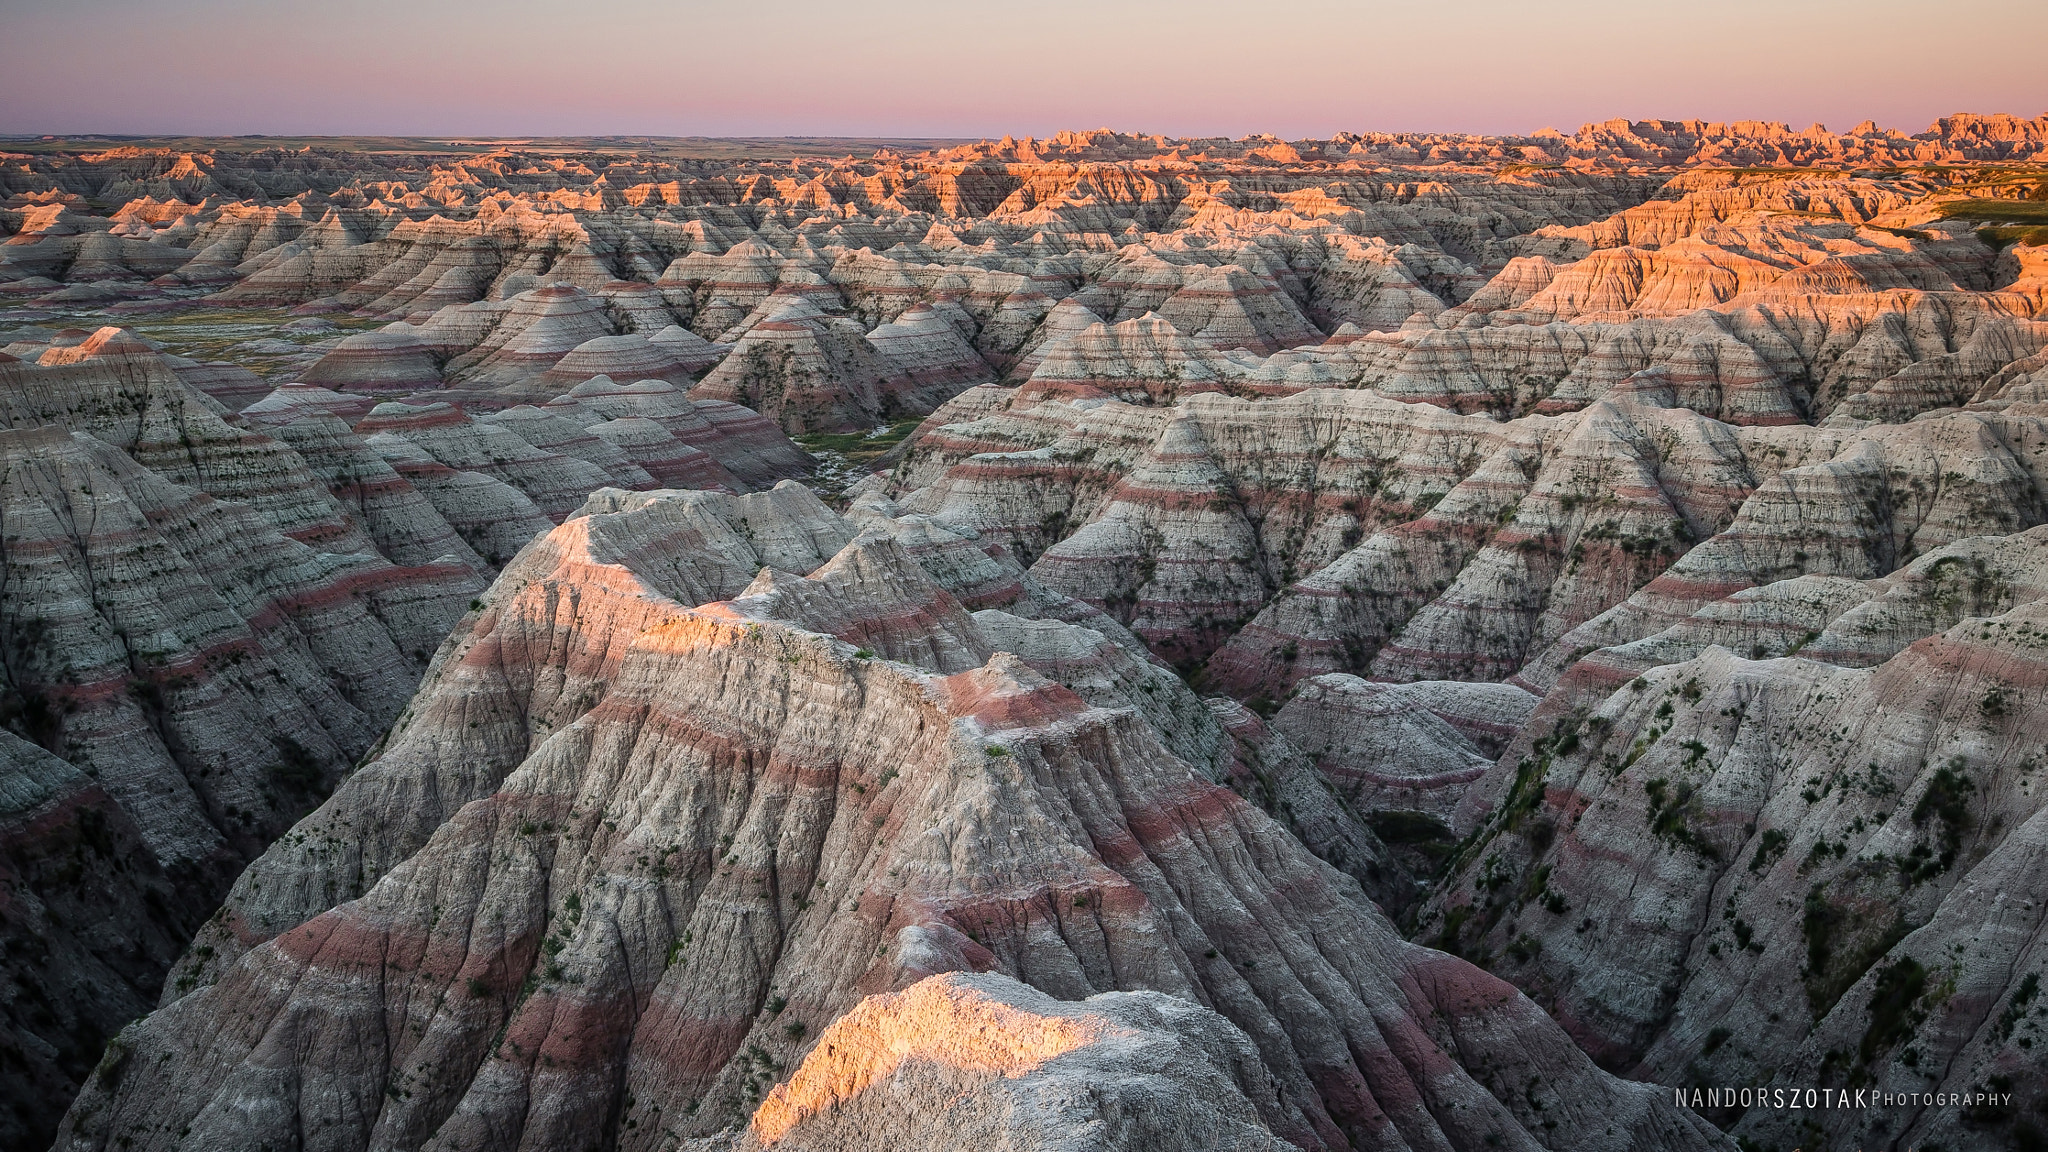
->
[3,0,2043,140]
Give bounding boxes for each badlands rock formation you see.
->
[714,971,1299,1151]
[55,490,1721,1152]
[1421,535,2048,1150]
[0,320,807,1144]
[3,120,2046,1149]
[0,730,185,1150]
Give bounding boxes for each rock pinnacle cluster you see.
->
[3,114,2047,1151]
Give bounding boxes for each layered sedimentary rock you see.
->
[0,348,486,879]
[649,323,727,373]
[55,495,1724,1152]
[692,299,941,433]
[545,376,813,490]
[719,972,1298,1151]
[1426,614,2048,1151]
[299,324,442,394]
[442,283,618,400]
[1155,264,1322,354]
[0,316,805,1136]
[863,302,994,390]
[0,731,188,1152]
[1272,675,1537,821]
[258,408,491,571]
[1020,313,1250,403]
[477,405,660,490]
[0,362,485,1145]
[10,123,2048,1148]
[358,430,558,567]
[537,333,696,391]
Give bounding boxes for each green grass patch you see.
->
[1802,887,1909,1020]
[1978,225,2048,250]
[1858,956,1928,1066]
[1934,199,2048,226]
[106,308,386,369]
[795,418,923,467]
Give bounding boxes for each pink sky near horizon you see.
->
[3,0,2042,141]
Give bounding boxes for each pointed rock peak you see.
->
[623,377,682,395]
[1044,296,1105,325]
[774,264,832,288]
[810,531,950,597]
[567,374,625,397]
[736,564,803,601]
[877,302,953,332]
[241,384,374,427]
[1147,414,1215,462]
[747,974,1153,1147]
[727,532,991,674]
[1207,263,1268,289]
[1233,247,1285,276]
[1117,312,1189,341]
[566,333,651,353]
[726,236,784,260]
[37,325,159,364]
[650,324,716,352]
[759,296,830,326]
[526,283,588,302]
[480,402,548,422]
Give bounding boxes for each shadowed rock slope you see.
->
[0,325,810,1146]
[1425,542,2048,1151]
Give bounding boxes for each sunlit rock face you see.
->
[728,971,1300,1152]
[5,119,2048,1148]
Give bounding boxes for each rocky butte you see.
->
[0,114,2045,1151]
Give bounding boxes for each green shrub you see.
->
[1857,956,1927,1065]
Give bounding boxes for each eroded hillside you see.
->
[4,115,2047,1151]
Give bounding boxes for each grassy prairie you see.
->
[1928,197,2048,249]
[794,419,924,501]
[796,419,923,467]
[10,305,386,375]
[1933,198,2048,224]
[1976,225,2048,249]
[132,308,379,364]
